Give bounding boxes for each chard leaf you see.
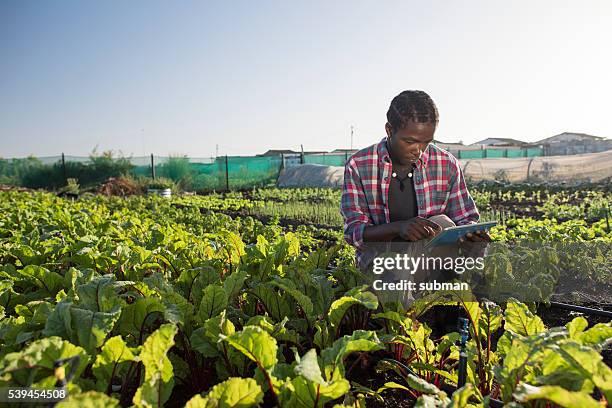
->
[513,383,601,408]
[176,266,219,304]
[576,322,612,347]
[18,265,65,296]
[377,374,442,396]
[118,297,166,343]
[249,284,292,322]
[221,326,277,370]
[328,286,378,328]
[0,336,88,387]
[198,284,228,321]
[294,348,326,385]
[322,330,383,379]
[504,299,545,336]
[223,270,248,300]
[270,278,314,318]
[289,376,350,408]
[55,391,120,407]
[92,335,137,393]
[566,316,588,339]
[75,275,124,312]
[186,377,264,408]
[132,323,177,408]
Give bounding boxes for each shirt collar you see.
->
[377,137,430,168]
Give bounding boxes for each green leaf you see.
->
[132,323,178,408]
[176,266,219,304]
[249,284,292,322]
[191,311,236,358]
[321,330,383,379]
[478,301,502,341]
[328,286,378,328]
[566,316,588,339]
[289,376,350,408]
[513,383,601,408]
[223,270,248,300]
[504,299,545,336]
[186,377,264,408]
[75,275,124,312]
[576,322,612,347]
[221,326,277,370]
[294,349,326,385]
[270,278,314,318]
[69,306,121,353]
[43,300,121,354]
[0,336,88,387]
[401,374,441,395]
[219,231,246,266]
[198,285,228,321]
[92,335,137,392]
[55,391,120,408]
[449,384,476,407]
[118,297,166,343]
[18,265,65,296]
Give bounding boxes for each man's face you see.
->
[385,120,435,166]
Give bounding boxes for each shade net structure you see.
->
[276,150,612,187]
[460,150,612,183]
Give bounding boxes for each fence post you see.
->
[61,153,67,183]
[225,155,230,192]
[276,153,285,185]
[150,154,156,179]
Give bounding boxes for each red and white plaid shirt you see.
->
[341,138,480,265]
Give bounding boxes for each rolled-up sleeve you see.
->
[445,159,480,226]
[340,160,371,250]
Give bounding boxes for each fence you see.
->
[1,145,601,192]
[455,147,543,159]
[0,154,282,191]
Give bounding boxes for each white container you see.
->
[147,188,172,198]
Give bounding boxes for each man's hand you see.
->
[458,230,491,258]
[398,217,443,241]
[458,230,491,243]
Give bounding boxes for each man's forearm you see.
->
[362,222,401,242]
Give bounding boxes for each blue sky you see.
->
[1,0,611,158]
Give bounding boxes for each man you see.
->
[341,90,489,269]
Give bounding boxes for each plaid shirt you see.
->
[341,138,480,265]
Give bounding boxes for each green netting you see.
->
[0,147,547,191]
[526,147,543,157]
[506,149,525,158]
[457,150,485,159]
[304,154,347,166]
[485,149,506,158]
[227,156,282,189]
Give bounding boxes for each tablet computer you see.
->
[424,221,497,248]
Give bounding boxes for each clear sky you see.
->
[1,0,611,158]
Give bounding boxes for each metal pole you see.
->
[457,317,469,388]
[61,153,67,183]
[150,154,156,179]
[225,155,229,191]
[300,144,304,164]
[350,125,354,150]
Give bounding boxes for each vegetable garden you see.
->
[0,184,610,407]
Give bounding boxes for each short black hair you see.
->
[386,90,439,132]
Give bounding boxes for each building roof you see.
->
[536,132,606,144]
[330,148,359,154]
[472,137,527,146]
[258,149,300,156]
